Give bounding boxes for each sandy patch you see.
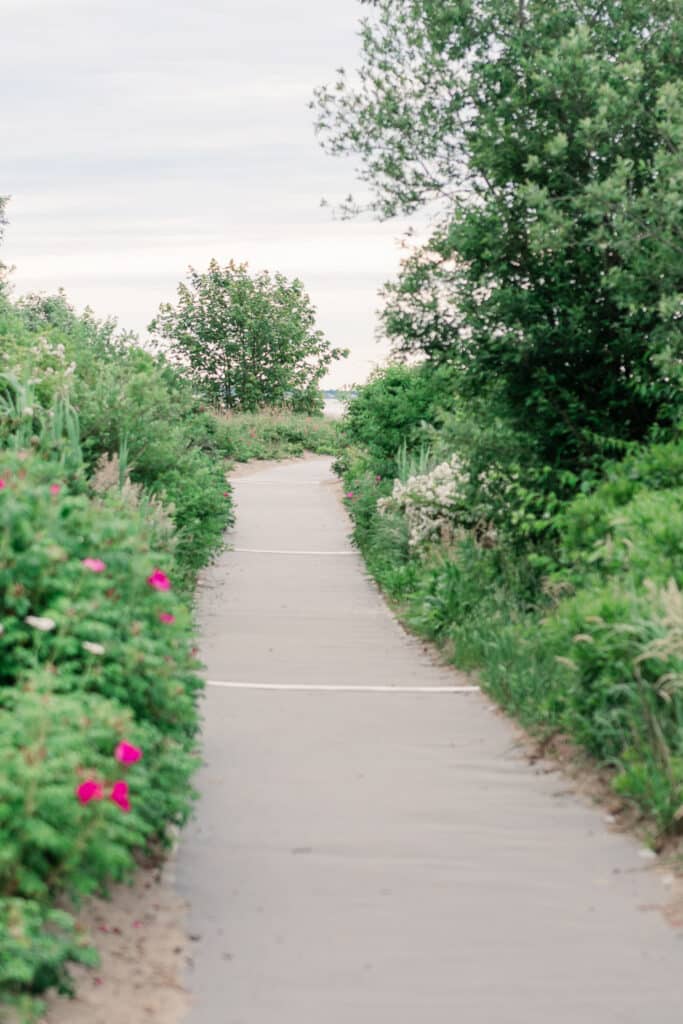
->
[43,861,189,1024]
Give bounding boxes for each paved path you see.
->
[176,456,682,1024]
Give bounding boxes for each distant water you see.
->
[323,397,346,420]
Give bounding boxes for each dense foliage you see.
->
[315,0,683,470]
[1,291,234,589]
[149,259,347,414]
[0,280,233,1020]
[317,0,683,839]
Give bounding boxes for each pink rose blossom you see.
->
[115,741,142,765]
[77,779,103,804]
[50,483,61,495]
[147,568,171,591]
[0,478,6,489]
[223,491,230,497]
[83,557,106,572]
[345,491,354,499]
[159,612,175,624]
[110,780,131,812]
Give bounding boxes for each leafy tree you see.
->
[149,259,347,413]
[314,0,683,468]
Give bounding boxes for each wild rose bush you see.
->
[0,451,202,742]
[0,450,205,1020]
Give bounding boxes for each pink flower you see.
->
[223,491,230,498]
[375,475,382,483]
[83,557,106,572]
[115,741,142,765]
[50,483,61,495]
[110,780,131,812]
[147,569,171,591]
[159,612,175,624]
[345,491,354,499]
[76,779,104,804]
[0,478,6,490]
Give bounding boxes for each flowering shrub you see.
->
[0,450,204,1018]
[0,452,202,741]
[377,455,470,548]
[0,285,235,1017]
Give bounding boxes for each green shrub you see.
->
[0,292,234,588]
[0,898,98,1021]
[0,451,202,742]
[0,448,206,1014]
[339,364,456,479]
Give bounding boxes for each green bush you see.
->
[0,292,234,589]
[0,446,206,1017]
[0,451,202,741]
[339,364,456,479]
[0,898,98,1019]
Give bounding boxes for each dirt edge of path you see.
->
[43,854,190,1024]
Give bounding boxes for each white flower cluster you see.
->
[378,455,469,548]
[33,337,76,379]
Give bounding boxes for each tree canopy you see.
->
[149,260,347,413]
[314,0,683,467]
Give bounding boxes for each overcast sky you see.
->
[1,0,415,387]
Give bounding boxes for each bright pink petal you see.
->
[0,478,6,490]
[159,612,175,624]
[76,779,104,804]
[110,780,131,812]
[82,557,107,572]
[114,741,142,765]
[147,569,171,591]
[50,483,61,495]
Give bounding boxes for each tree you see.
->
[313,0,683,469]
[149,260,347,413]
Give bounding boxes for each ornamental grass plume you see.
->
[147,568,171,590]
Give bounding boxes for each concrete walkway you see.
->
[176,456,682,1024]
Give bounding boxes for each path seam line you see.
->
[231,547,355,556]
[206,680,480,693]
